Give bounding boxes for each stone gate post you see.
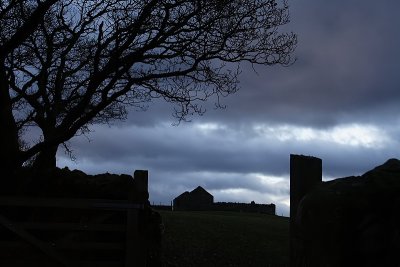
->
[290,154,322,267]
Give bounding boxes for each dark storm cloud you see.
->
[59,121,399,181]
[122,0,400,129]
[60,123,287,175]
[58,0,400,216]
[185,0,400,127]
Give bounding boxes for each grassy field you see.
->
[158,210,289,267]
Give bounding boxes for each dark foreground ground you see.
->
[158,210,289,267]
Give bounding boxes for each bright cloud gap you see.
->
[252,123,390,149]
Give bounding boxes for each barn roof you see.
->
[174,191,190,200]
[174,186,213,201]
[191,186,213,197]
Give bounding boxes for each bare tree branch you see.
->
[1,0,297,171]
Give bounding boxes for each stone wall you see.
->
[290,155,400,267]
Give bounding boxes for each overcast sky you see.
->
[57,0,400,216]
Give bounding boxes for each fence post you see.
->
[125,170,148,267]
[290,154,322,267]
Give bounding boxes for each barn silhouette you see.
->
[173,186,276,214]
[173,186,213,211]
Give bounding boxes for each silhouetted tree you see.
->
[1,0,59,176]
[0,0,296,175]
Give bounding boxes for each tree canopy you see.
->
[0,0,296,175]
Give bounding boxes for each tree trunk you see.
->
[31,144,58,174]
[0,63,21,178]
[0,108,21,177]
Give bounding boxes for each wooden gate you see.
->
[0,170,149,267]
